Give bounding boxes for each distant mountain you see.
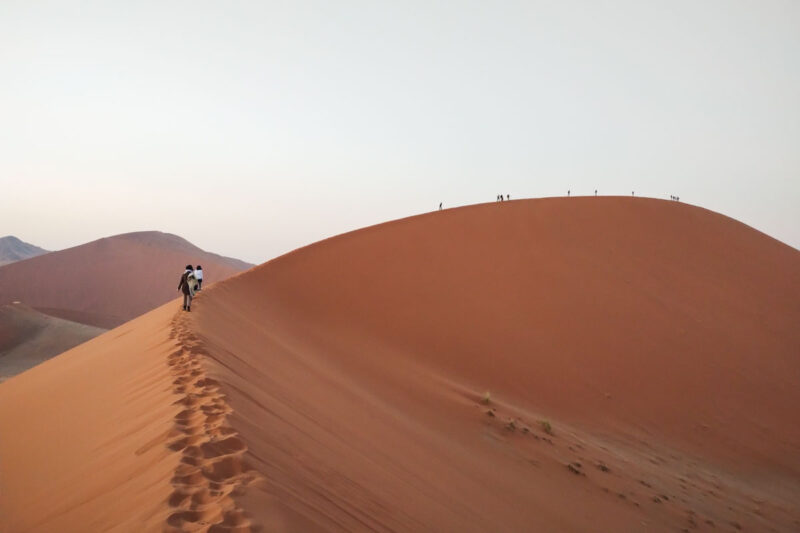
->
[0,231,253,328]
[0,236,49,266]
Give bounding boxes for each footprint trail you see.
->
[164,312,260,533]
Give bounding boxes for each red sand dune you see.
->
[0,303,105,381]
[1,197,799,532]
[0,231,252,328]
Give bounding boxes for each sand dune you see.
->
[0,303,106,381]
[1,197,799,532]
[0,231,252,328]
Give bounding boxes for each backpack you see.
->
[186,271,198,293]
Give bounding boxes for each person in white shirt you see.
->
[195,265,204,290]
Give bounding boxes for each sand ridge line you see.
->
[163,312,261,533]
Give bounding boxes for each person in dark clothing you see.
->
[177,265,197,311]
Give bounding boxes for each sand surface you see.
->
[0,303,106,382]
[0,231,252,328]
[1,197,799,532]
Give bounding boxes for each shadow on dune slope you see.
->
[190,197,800,531]
[0,303,106,381]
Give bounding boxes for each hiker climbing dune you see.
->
[177,265,198,312]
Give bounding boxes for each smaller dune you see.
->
[0,303,106,382]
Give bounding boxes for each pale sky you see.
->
[1,1,798,264]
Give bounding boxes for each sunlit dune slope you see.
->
[0,231,252,328]
[0,303,181,531]
[192,197,799,531]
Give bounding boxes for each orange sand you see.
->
[1,198,799,532]
[0,303,180,531]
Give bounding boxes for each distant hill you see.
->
[0,303,106,382]
[0,231,253,328]
[0,236,49,266]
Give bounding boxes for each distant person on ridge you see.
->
[568,190,570,197]
[439,202,442,211]
[177,265,198,312]
[506,194,510,200]
[595,189,597,196]
[195,265,203,290]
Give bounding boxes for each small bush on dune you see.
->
[481,391,491,405]
[540,420,553,435]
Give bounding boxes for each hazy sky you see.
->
[2,1,798,264]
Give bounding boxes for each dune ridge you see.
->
[164,311,261,532]
[1,197,799,532]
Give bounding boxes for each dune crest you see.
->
[164,312,261,532]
